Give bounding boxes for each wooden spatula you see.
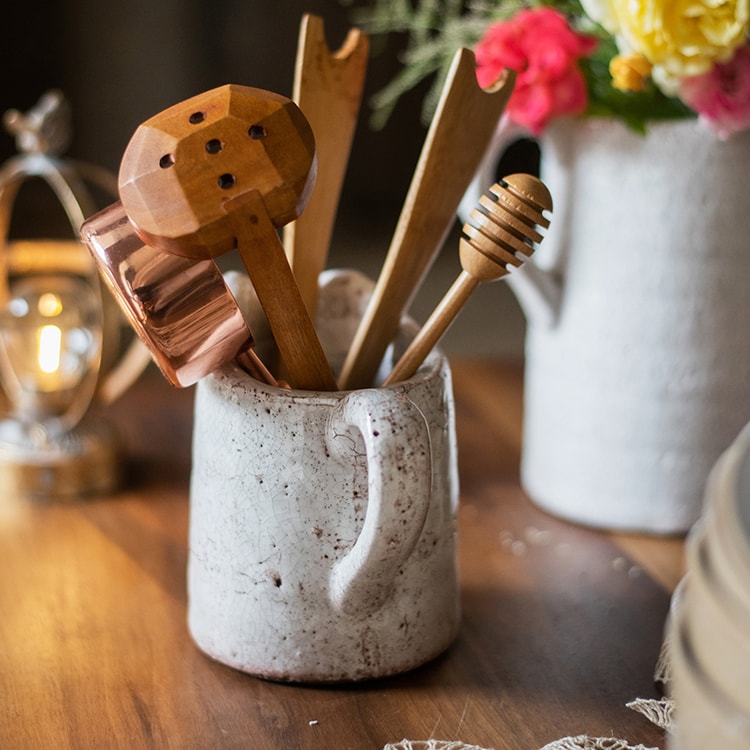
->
[338,52,516,390]
[283,14,369,317]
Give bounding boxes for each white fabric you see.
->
[540,739,658,750]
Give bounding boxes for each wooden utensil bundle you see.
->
[84,13,551,393]
[279,16,551,391]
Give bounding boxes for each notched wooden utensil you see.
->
[384,174,552,385]
[117,84,337,391]
[284,13,369,317]
[338,51,516,390]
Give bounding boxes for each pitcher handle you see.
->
[458,115,529,223]
[326,388,432,616]
[458,115,561,327]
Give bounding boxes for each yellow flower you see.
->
[612,0,750,79]
[610,53,653,91]
[579,0,620,33]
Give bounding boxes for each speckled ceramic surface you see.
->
[188,270,460,682]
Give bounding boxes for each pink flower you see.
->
[475,8,598,134]
[679,45,750,140]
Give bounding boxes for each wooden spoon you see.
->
[338,51,516,390]
[118,84,337,391]
[283,14,369,316]
[384,175,552,385]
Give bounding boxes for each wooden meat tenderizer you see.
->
[118,84,337,391]
[384,174,552,385]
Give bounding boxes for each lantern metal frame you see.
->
[0,91,149,498]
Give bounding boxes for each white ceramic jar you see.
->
[188,270,460,681]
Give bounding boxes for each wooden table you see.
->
[0,360,684,749]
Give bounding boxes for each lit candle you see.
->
[0,273,102,435]
[38,324,62,374]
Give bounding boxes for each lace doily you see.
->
[653,631,672,686]
[539,738,657,750]
[627,698,675,733]
[384,742,491,750]
[383,738,658,750]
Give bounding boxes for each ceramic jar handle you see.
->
[326,388,432,616]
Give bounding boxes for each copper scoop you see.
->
[81,202,277,388]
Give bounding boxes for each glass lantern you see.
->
[0,91,150,498]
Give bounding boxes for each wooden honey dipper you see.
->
[383,174,552,386]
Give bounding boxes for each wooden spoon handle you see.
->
[385,175,553,385]
[283,14,369,316]
[235,348,286,389]
[384,271,477,386]
[230,191,338,391]
[338,52,516,390]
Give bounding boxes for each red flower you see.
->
[475,8,598,134]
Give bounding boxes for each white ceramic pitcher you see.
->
[463,117,750,533]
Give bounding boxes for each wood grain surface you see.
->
[337,53,516,391]
[0,360,684,750]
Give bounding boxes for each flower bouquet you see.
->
[345,0,750,138]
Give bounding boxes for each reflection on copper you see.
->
[81,202,278,388]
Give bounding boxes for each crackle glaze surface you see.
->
[188,270,459,681]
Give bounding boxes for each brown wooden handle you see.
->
[230,192,338,391]
[338,53,516,390]
[384,271,477,385]
[384,175,553,385]
[235,349,286,389]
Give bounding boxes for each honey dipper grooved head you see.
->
[459,173,552,282]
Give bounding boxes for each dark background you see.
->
[1,0,537,232]
[0,0,535,355]
[1,0,433,233]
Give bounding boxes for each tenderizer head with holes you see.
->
[460,173,552,282]
[118,84,317,260]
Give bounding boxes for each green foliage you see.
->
[345,0,508,127]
